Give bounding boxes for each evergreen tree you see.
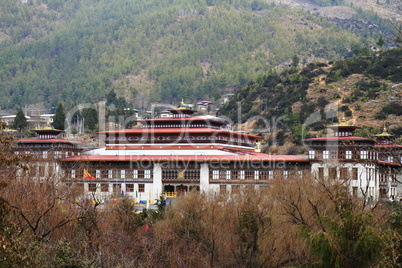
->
[106,89,117,107]
[82,107,98,132]
[291,54,300,68]
[12,108,28,133]
[53,103,66,130]
[376,34,385,48]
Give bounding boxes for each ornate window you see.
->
[352,168,358,180]
[88,183,97,192]
[101,184,108,192]
[126,184,134,192]
[239,170,245,180]
[340,167,348,180]
[226,170,231,180]
[144,170,151,179]
[318,167,324,178]
[113,184,121,193]
[254,170,259,180]
[138,184,145,193]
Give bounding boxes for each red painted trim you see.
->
[62,154,309,162]
[98,128,263,140]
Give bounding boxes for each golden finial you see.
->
[255,141,262,153]
[341,114,346,123]
[179,99,186,109]
[383,125,388,134]
[43,121,53,130]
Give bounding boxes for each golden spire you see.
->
[255,141,262,153]
[42,121,53,130]
[341,114,346,123]
[375,124,393,137]
[179,99,186,109]
[383,125,388,133]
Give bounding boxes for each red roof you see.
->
[378,160,402,167]
[62,154,309,163]
[98,128,263,140]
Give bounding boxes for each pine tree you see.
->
[291,54,300,68]
[12,108,28,133]
[376,34,385,48]
[53,103,66,130]
[82,107,98,132]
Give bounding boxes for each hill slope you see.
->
[0,0,394,111]
[219,48,402,153]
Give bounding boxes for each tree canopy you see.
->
[53,103,66,130]
[0,0,391,110]
[11,108,28,133]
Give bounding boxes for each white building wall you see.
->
[209,184,220,194]
[310,162,379,201]
[199,163,210,193]
[396,173,402,202]
[152,163,162,200]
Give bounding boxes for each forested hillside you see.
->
[0,0,392,111]
[219,48,402,152]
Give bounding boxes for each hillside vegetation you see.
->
[0,0,393,111]
[219,48,402,151]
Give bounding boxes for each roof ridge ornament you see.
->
[383,124,388,134]
[341,114,347,123]
[179,99,186,109]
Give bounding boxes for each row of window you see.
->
[334,131,353,137]
[380,173,398,184]
[16,150,79,158]
[24,164,54,177]
[210,170,304,180]
[309,150,377,160]
[317,167,359,180]
[143,124,209,128]
[71,169,152,180]
[106,135,249,144]
[88,183,145,193]
[18,143,75,149]
[162,169,200,181]
[380,156,402,163]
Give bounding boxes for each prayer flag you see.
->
[84,170,96,180]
